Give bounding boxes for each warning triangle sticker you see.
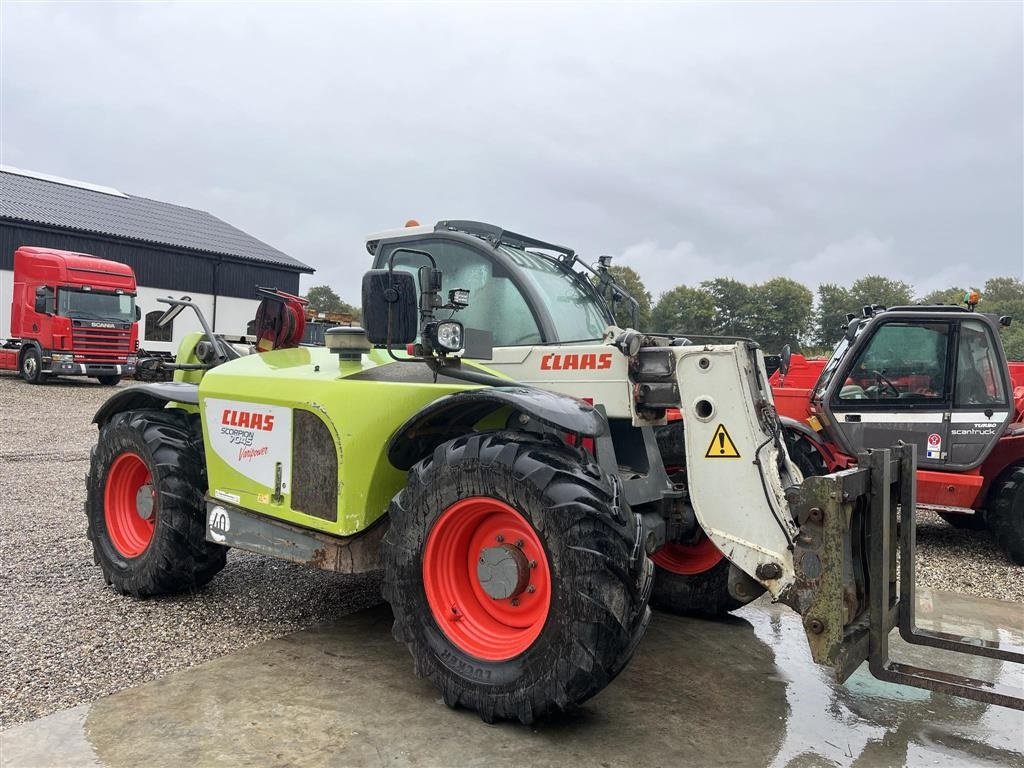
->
[704,424,741,458]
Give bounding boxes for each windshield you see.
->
[58,288,135,322]
[498,246,611,342]
[813,336,852,400]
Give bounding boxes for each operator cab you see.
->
[365,221,629,350]
[811,305,1012,470]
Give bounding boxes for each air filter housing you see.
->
[326,326,371,361]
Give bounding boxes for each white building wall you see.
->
[135,286,259,354]
[1,269,12,341]
[1,271,260,354]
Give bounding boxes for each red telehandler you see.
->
[770,294,1024,564]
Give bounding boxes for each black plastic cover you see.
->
[361,270,418,345]
[387,386,607,470]
[92,382,200,426]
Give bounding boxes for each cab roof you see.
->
[365,220,575,259]
[15,246,135,277]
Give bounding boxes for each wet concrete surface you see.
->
[2,588,1021,768]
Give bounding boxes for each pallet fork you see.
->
[786,444,1023,710]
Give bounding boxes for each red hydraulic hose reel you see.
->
[253,287,308,352]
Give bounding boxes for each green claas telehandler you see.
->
[86,220,1023,721]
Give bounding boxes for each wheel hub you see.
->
[104,452,156,558]
[422,496,552,661]
[135,484,155,521]
[477,544,530,600]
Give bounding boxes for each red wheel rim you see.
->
[422,497,552,661]
[104,452,156,558]
[651,537,724,575]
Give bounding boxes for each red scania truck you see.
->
[0,247,139,385]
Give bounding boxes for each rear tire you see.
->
[986,466,1024,565]
[382,432,652,724]
[86,408,226,596]
[97,375,121,386]
[20,348,47,384]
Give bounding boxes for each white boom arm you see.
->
[672,342,800,595]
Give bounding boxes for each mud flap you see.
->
[783,444,1023,710]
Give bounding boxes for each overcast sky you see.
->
[2,2,1021,303]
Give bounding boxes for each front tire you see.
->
[650,427,829,618]
[382,432,652,724]
[652,419,752,618]
[20,348,47,384]
[86,409,227,596]
[986,466,1024,565]
[651,541,744,618]
[97,375,121,386]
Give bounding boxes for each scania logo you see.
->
[540,353,613,371]
[89,322,116,329]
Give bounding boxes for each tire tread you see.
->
[86,408,226,596]
[382,432,651,724]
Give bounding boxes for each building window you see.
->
[144,310,172,342]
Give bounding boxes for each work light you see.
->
[448,288,471,309]
[432,321,464,353]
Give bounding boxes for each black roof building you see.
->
[0,167,313,300]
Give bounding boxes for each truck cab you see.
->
[810,306,1013,472]
[1,247,139,384]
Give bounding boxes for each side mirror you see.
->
[845,318,861,342]
[362,270,418,345]
[779,344,792,377]
[33,286,51,314]
[135,305,142,322]
[1000,315,1012,328]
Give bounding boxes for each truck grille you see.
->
[72,321,132,363]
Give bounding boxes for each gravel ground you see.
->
[1,373,1021,729]
[0,374,383,729]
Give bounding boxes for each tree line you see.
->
[303,271,1024,360]
[303,285,361,320]
[608,267,1024,360]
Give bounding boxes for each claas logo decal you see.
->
[541,353,613,371]
[221,409,275,431]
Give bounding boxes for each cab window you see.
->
[384,241,543,347]
[955,320,1006,406]
[838,322,950,402]
[498,246,609,342]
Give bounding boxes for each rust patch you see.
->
[308,547,335,571]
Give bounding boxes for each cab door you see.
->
[822,319,954,469]
[947,317,1013,469]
